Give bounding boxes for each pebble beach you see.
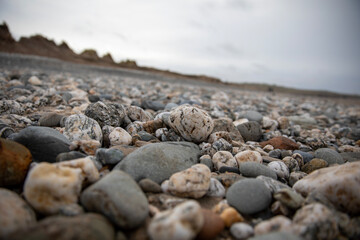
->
[1,53,360,240]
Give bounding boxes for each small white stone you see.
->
[235,150,262,165]
[267,161,290,179]
[63,114,102,144]
[56,157,99,184]
[168,164,211,199]
[233,119,249,127]
[212,151,238,170]
[161,180,170,193]
[254,215,292,235]
[109,127,132,146]
[28,76,42,85]
[230,222,254,240]
[262,116,278,131]
[148,200,204,240]
[206,178,226,197]
[168,105,214,143]
[263,144,274,152]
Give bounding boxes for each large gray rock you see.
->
[226,178,272,215]
[114,142,200,183]
[81,170,148,229]
[239,162,277,179]
[315,148,344,165]
[9,126,71,163]
[9,213,114,240]
[237,121,262,142]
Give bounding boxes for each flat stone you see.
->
[9,126,71,163]
[226,178,272,215]
[314,148,344,165]
[260,136,299,150]
[293,161,360,214]
[0,138,32,186]
[243,110,263,123]
[81,170,148,229]
[237,121,262,142]
[239,162,277,179]
[114,142,200,184]
[0,188,36,239]
[256,175,291,194]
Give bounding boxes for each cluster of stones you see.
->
[1,69,360,240]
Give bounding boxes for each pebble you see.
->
[197,209,225,240]
[288,171,307,186]
[212,150,238,170]
[260,136,299,150]
[199,155,213,170]
[301,158,328,174]
[214,172,244,189]
[108,127,132,146]
[0,122,15,138]
[314,148,344,165]
[28,75,42,85]
[256,175,291,194]
[237,121,262,142]
[226,178,272,215]
[282,156,301,172]
[0,188,36,239]
[254,215,292,235]
[267,161,289,179]
[248,232,303,240]
[39,112,65,127]
[212,117,243,142]
[230,223,254,240]
[341,151,360,162]
[9,126,71,163]
[292,203,339,240]
[0,138,32,186]
[239,162,278,179]
[206,177,226,197]
[114,142,200,184]
[81,170,148,229]
[293,161,360,214]
[274,188,305,209]
[128,105,153,122]
[84,101,126,128]
[219,166,241,174]
[63,114,103,144]
[242,110,263,123]
[168,105,214,143]
[168,164,211,199]
[219,207,245,227]
[293,150,314,164]
[235,150,263,165]
[95,147,125,165]
[277,117,290,130]
[139,178,162,193]
[148,200,204,240]
[56,151,87,162]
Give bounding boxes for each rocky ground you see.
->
[1,53,360,240]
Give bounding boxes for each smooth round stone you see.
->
[206,178,226,197]
[139,178,162,193]
[292,203,339,240]
[293,150,314,164]
[237,121,262,142]
[88,94,100,103]
[197,209,225,240]
[239,162,277,179]
[56,151,87,162]
[28,75,42,85]
[293,161,360,214]
[212,151,237,170]
[9,126,71,163]
[235,150,263,165]
[248,232,303,240]
[128,105,153,122]
[141,100,165,111]
[109,127,132,146]
[315,148,344,165]
[267,161,289,179]
[85,101,126,128]
[0,188,36,239]
[219,166,241,174]
[243,110,263,123]
[114,142,200,184]
[168,105,214,143]
[230,222,254,240]
[269,149,282,159]
[39,113,64,127]
[301,158,328,174]
[63,114,103,144]
[0,138,32,186]
[95,148,125,165]
[81,170,148,229]
[226,178,272,215]
[136,131,157,141]
[148,200,204,240]
[9,213,114,240]
[164,102,178,110]
[168,164,211,199]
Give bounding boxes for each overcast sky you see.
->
[1,0,359,94]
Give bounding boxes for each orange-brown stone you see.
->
[197,209,225,240]
[260,136,299,150]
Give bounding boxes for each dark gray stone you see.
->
[340,152,360,162]
[219,166,240,174]
[95,148,125,165]
[239,162,277,179]
[88,95,100,103]
[114,142,200,183]
[226,178,272,215]
[56,151,87,162]
[138,178,162,193]
[212,118,243,142]
[137,131,157,141]
[141,100,165,111]
[315,148,344,165]
[237,121,262,142]
[269,149,282,159]
[39,113,65,127]
[81,170,148,229]
[200,157,213,171]
[294,150,314,164]
[9,126,71,162]
[85,101,126,128]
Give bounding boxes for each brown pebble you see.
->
[196,209,225,240]
[260,136,299,150]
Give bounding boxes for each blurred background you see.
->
[1,0,359,94]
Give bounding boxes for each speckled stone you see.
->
[301,158,328,174]
[289,171,307,186]
[256,175,291,194]
[128,105,153,122]
[108,127,132,146]
[148,200,204,240]
[226,178,272,215]
[212,151,238,170]
[207,177,226,197]
[63,114,103,144]
[236,121,262,142]
[235,150,263,165]
[293,161,360,214]
[168,105,214,143]
[230,222,254,239]
[85,101,126,128]
[212,118,243,142]
[254,215,292,235]
[267,161,289,179]
[168,164,211,199]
